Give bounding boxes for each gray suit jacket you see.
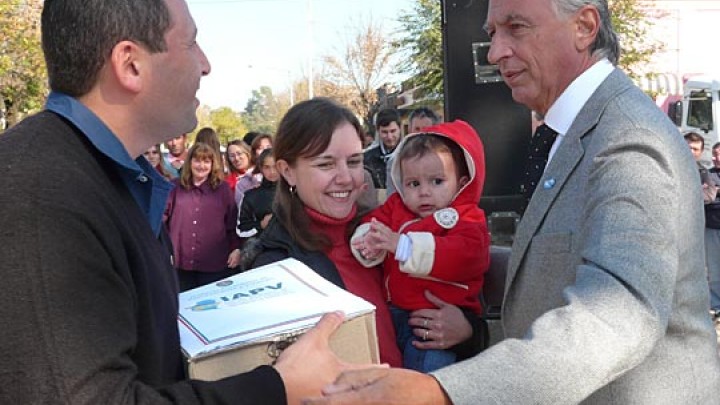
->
[433,69,720,404]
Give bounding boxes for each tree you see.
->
[209,107,247,145]
[393,0,443,99]
[191,105,247,145]
[0,0,47,128]
[610,0,663,79]
[243,86,284,134]
[321,18,396,126]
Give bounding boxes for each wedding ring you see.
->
[423,318,429,328]
[423,330,429,341]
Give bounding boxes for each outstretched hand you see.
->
[274,312,349,405]
[301,367,451,405]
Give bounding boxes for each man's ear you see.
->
[574,5,600,53]
[275,159,295,186]
[109,40,145,93]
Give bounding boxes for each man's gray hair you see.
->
[552,0,620,65]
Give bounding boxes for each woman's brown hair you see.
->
[273,97,366,251]
[225,139,252,175]
[250,134,273,166]
[179,143,224,190]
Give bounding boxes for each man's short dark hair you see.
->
[684,132,705,149]
[375,109,401,128]
[41,0,171,97]
[243,131,260,146]
[409,107,440,125]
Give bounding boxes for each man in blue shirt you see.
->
[0,0,345,403]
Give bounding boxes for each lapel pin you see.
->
[543,178,556,189]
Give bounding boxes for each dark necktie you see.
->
[521,123,558,201]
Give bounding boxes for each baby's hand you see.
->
[352,234,382,260]
[366,219,401,254]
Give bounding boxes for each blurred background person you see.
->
[143,144,175,180]
[165,143,241,291]
[362,131,375,148]
[386,107,442,196]
[236,133,273,208]
[225,140,253,204]
[237,148,279,242]
[408,107,441,133]
[704,141,720,321]
[250,133,273,165]
[194,126,224,174]
[364,108,401,189]
[243,131,260,149]
[164,133,189,177]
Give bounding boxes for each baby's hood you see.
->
[390,119,485,207]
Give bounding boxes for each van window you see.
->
[687,90,713,131]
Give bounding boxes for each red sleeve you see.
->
[362,193,404,227]
[428,219,491,283]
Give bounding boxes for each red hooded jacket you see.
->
[353,120,490,313]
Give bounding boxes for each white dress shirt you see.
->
[545,59,614,164]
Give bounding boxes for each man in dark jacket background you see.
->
[364,108,402,189]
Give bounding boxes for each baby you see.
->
[351,120,490,372]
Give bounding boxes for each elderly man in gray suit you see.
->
[306,0,720,404]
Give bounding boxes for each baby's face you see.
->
[400,151,466,218]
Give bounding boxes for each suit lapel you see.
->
[504,69,632,299]
[504,129,585,294]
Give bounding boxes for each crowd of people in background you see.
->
[1,0,719,403]
[146,105,451,284]
[146,101,720,336]
[685,132,720,320]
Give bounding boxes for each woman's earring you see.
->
[289,185,296,195]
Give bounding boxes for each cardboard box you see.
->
[178,258,380,381]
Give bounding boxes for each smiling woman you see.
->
[242,98,403,366]
[242,98,485,370]
[164,142,241,291]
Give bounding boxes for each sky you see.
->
[187,0,415,112]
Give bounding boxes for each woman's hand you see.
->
[409,290,472,350]
[227,248,241,268]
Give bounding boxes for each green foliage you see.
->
[0,0,47,126]
[209,107,247,145]
[243,86,288,134]
[192,105,247,145]
[393,0,443,99]
[610,0,663,79]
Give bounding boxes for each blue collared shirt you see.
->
[45,92,173,235]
